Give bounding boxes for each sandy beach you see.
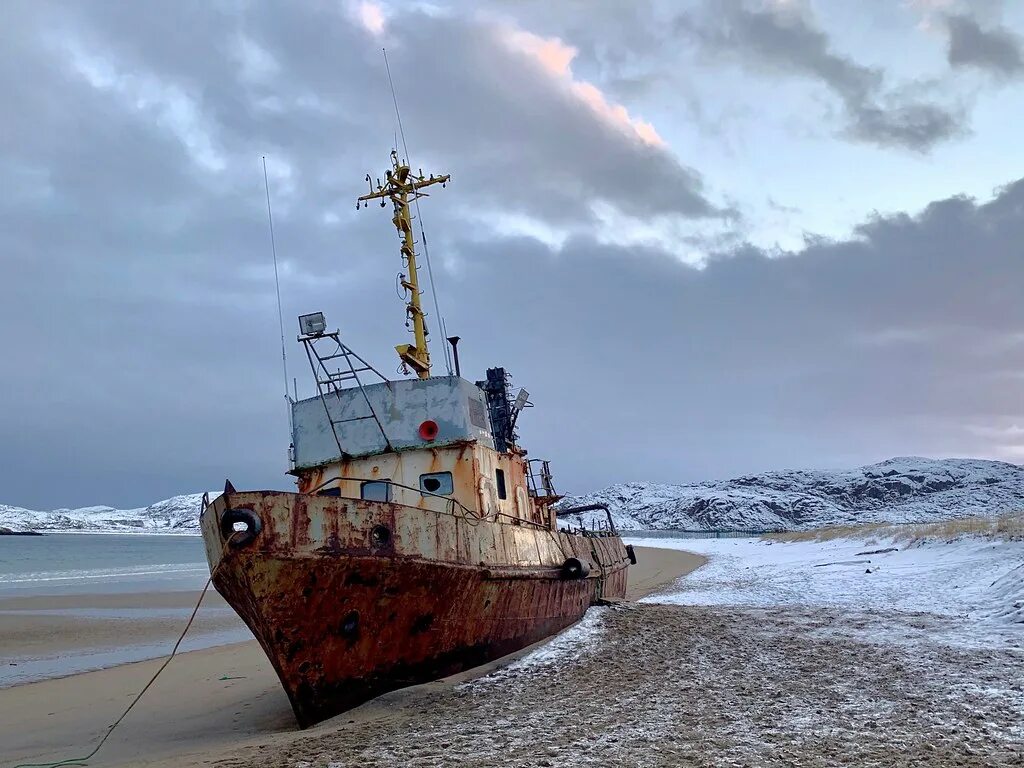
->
[6,535,1021,768]
[0,546,703,768]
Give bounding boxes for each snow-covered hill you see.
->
[559,457,1024,531]
[0,493,214,534]
[4,457,1023,535]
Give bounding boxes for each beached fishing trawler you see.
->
[200,151,632,727]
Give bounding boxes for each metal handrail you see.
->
[555,502,618,534]
[526,458,558,499]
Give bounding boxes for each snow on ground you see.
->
[220,528,1024,767]
[626,534,1024,642]
[467,607,608,687]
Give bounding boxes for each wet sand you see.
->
[0,546,703,768]
[0,590,249,686]
[0,592,240,653]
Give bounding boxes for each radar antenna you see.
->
[356,151,449,379]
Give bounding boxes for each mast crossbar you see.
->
[356,150,449,379]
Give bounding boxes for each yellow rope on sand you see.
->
[12,533,238,768]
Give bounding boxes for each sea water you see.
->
[0,534,251,686]
[0,533,210,596]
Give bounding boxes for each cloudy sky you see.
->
[2,0,1023,509]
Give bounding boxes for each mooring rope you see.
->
[12,533,239,768]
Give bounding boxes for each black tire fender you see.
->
[220,508,262,547]
[561,557,591,580]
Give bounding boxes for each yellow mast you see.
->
[357,150,449,379]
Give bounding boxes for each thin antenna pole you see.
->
[263,156,293,436]
[382,47,453,376]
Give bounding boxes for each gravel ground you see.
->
[215,603,1024,768]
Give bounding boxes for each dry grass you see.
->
[765,510,1024,545]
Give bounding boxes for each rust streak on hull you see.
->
[201,491,628,727]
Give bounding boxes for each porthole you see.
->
[419,471,453,496]
[371,524,391,546]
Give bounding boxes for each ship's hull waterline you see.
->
[201,490,630,727]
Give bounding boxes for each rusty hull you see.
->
[200,490,629,727]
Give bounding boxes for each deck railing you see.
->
[306,476,551,530]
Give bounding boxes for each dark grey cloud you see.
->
[946,13,1024,76]
[452,179,1024,489]
[0,1,1021,510]
[0,0,725,509]
[21,1,725,231]
[682,1,966,151]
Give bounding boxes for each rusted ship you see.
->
[200,151,632,727]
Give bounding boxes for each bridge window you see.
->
[419,472,453,496]
[495,469,507,500]
[360,481,391,502]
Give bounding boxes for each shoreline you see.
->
[0,589,250,688]
[0,545,705,768]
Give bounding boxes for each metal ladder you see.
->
[299,330,394,458]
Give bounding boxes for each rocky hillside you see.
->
[4,457,1023,534]
[0,493,213,534]
[558,458,1024,532]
